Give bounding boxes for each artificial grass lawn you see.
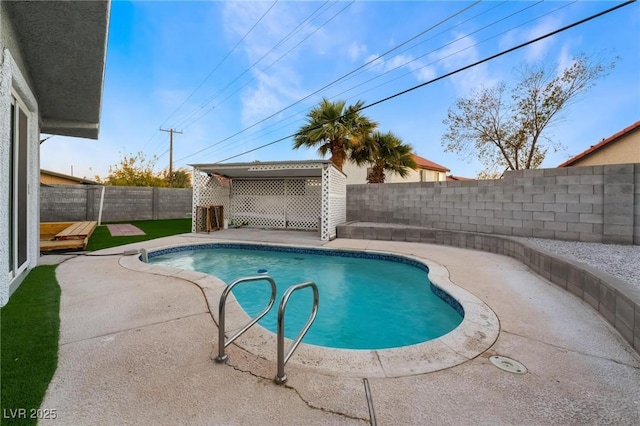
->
[86,218,192,251]
[0,265,60,426]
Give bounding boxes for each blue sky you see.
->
[40,0,640,180]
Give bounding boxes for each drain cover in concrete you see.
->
[489,356,527,374]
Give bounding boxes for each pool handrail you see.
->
[215,275,277,363]
[275,281,319,384]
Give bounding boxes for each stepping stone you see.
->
[106,224,146,236]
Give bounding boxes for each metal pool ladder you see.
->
[215,275,277,363]
[275,281,319,385]
[214,276,319,385]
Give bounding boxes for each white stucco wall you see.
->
[1,13,41,306]
[1,3,34,91]
[342,161,446,185]
[341,161,369,185]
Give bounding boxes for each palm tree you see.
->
[350,131,417,183]
[293,98,377,171]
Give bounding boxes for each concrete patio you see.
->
[40,230,640,425]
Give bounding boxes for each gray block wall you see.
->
[41,185,192,222]
[347,164,640,245]
[40,186,88,221]
[156,187,194,220]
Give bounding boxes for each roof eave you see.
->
[7,1,110,140]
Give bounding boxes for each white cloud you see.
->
[220,2,350,127]
[240,68,305,125]
[555,42,575,76]
[365,52,437,84]
[498,29,518,51]
[524,15,562,62]
[347,41,367,62]
[432,33,497,94]
[498,15,562,63]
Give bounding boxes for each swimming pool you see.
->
[149,243,463,349]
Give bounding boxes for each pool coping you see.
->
[119,240,500,378]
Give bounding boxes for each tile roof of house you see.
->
[411,154,450,172]
[558,120,640,167]
[446,175,473,181]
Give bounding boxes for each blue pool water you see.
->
[149,245,463,349]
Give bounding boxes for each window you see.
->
[8,94,29,277]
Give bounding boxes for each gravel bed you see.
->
[518,237,640,288]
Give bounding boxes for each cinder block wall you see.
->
[156,187,193,220]
[40,185,192,223]
[99,187,154,221]
[347,164,639,245]
[40,186,88,222]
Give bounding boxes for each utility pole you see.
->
[160,128,182,186]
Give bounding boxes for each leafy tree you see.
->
[476,170,504,180]
[96,152,165,187]
[293,98,377,171]
[351,131,417,183]
[442,53,617,175]
[96,153,193,188]
[161,168,192,188]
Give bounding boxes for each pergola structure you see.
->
[191,160,346,241]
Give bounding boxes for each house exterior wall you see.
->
[388,167,420,183]
[417,169,447,182]
[342,161,369,185]
[41,173,82,185]
[1,4,35,94]
[347,164,640,245]
[342,161,446,185]
[1,9,41,306]
[566,131,640,167]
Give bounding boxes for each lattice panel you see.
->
[231,179,321,230]
[192,170,231,232]
[286,179,321,230]
[234,179,285,196]
[233,195,286,228]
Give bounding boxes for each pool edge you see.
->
[118,240,500,378]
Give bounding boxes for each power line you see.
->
[330,0,573,105]
[141,1,278,158]
[180,0,477,131]
[176,0,352,131]
[212,0,635,164]
[173,1,482,163]
[159,1,279,130]
[197,1,544,160]
[170,1,336,131]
